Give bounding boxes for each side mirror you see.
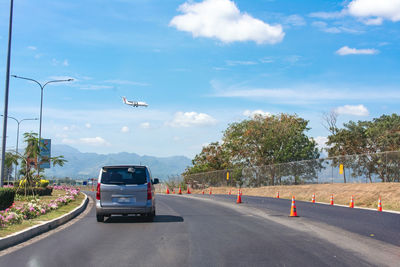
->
[153,178,159,185]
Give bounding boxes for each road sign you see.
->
[39,139,51,169]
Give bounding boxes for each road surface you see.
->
[0,192,398,267]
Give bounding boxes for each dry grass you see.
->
[187,183,400,211]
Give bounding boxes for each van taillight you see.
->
[96,183,101,200]
[147,182,152,200]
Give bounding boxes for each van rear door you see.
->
[100,166,148,208]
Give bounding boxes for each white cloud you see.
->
[348,0,400,24]
[79,137,110,146]
[334,104,369,116]
[166,111,217,127]
[63,59,69,66]
[61,138,76,145]
[336,46,378,55]
[243,109,271,118]
[312,21,341,33]
[63,125,77,132]
[121,126,129,133]
[211,81,400,104]
[140,122,150,129]
[104,79,149,86]
[313,136,329,150]
[309,11,346,19]
[27,46,37,50]
[259,57,274,63]
[311,0,400,25]
[85,123,91,129]
[169,0,285,44]
[284,14,306,26]
[226,60,257,66]
[79,85,113,90]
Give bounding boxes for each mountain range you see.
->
[43,144,192,180]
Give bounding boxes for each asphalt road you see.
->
[207,194,400,246]
[0,192,399,267]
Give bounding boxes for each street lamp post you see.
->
[1,115,38,184]
[11,75,73,176]
[1,0,15,187]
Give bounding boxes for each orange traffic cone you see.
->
[349,195,354,208]
[240,189,243,196]
[187,186,191,194]
[228,189,231,195]
[312,193,316,203]
[172,189,175,194]
[178,186,182,195]
[276,191,280,198]
[209,188,212,195]
[330,194,334,205]
[378,197,383,212]
[202,189,204,195]
[236,189,242,204]
[166,187,170,194]
[289,196,299,217]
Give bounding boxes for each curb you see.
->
[0,193,89,251]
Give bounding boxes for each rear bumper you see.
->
[96,200,153,215]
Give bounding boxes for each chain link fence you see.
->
[182,151,400,188]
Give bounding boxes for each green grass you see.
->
[0,193,85,238]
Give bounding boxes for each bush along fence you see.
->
[182,151,400,188]
[0,186,80,228]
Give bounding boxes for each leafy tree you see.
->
[185,114,320,186]
[223,114,319,167]
[327,114,400,182]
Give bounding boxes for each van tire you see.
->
[96,214,104,222]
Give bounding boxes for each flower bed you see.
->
[0,186,80,227]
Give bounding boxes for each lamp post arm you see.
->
[11,75,43,89]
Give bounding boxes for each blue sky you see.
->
[0,0,399,158]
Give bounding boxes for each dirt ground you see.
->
[174,183,400,211]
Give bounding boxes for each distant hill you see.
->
[44,144,192,180]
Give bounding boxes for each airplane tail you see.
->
[122,96,127,104]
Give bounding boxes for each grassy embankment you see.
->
[186,183,400,211]
[0,191,85,237]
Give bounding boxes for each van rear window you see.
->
[101,167,147,185]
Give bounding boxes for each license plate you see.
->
[113,197,135,203]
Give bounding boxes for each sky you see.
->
[0,0,399,158]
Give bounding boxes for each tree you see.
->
[184,142,230,175]
[223,114,319,166]
[185,114,321,186]
[326,114,400,182]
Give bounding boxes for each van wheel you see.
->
[96,214,104,222]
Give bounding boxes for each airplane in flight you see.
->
[122,96,149,107]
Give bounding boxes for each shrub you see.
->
[39,179,49,188]
[15,187,53,196]
[0,188,16,210]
